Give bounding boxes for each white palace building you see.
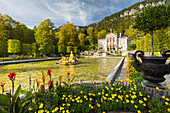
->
[98,29,131,56]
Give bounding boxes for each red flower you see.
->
[40,85,44,90]
[0,82,5,87]
[8,72,17,81]
[48,80,52,85]
[41,76,46,82]
[47,70,52,76]
[55,82,58,85]
[67,72,70,77]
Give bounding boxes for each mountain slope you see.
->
[87,0,168,33]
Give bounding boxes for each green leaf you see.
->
[15,97,22,113]
[0,94,11,106]
[13,85,21,104]
[70,76,76,83]
[0,107,9,113]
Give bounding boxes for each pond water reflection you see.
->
[0,58,121,91]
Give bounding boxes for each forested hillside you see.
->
[87,0,168,34]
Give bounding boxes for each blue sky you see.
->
[0,0,144,28]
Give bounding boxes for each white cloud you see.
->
[0,0,143,28]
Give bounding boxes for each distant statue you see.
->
[57,51,80,65]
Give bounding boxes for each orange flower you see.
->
[0,82,5,87]
[8,72,17,81]
[48,80,52,85]
[47,70,52,76]
[41,76,46,82]
[67,72,70,77]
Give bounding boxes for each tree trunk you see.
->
[151,30,154,56]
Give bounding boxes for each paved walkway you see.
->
[119,58,128,81]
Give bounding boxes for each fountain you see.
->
[134,50,170,89]
[57,51,80,65]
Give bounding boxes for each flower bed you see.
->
[0,58,170,113]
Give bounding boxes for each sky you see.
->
[0,0,144,28]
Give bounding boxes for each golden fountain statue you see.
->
[57,51,80,65]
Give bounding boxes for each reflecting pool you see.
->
[0,58,121,91]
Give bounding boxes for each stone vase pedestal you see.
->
[134,50,170,89]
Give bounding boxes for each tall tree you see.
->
[97,30,107,39]
[153,28,170,53]
[87,27,96,45]
[78,33,86,50]
[133,5,169,55]
[58,22,78,47]
[2,15,18,39]
[125,24,144,43]
[14,23,35,44]
[0,14,7,41]
[35,19,55,54]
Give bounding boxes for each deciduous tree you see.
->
[133,5,169,55]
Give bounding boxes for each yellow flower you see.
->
[167,108,170,112]
[88,93,91,96]
[60,107,64,110]
[111,87,114,90]
[52,107,59,113]
[137,110,141,113]
[131,100,134,104]
[89,98,93,101]
[29,107,33,111]
[143,103,146,106]
[162,96,165,99]
[80,99,83,103]
[139,100,143,104]
[132,92,136,94]
[156,87,159,89]
[39,103,44,109]
[134,105,138,108]
[126,95,129,98]
[62,103,65,106]
[66,110,70,113]
[63,95,66,97]
[80,91,83,94]
[105,94,108,97]
[97,103,101,107]
[72,99,75,102]
[166,98,170,101]
[84,95,87,98]
[102,111,106,113]
[38,110,44,113]
[143,97,147,101]
[126,99,129,103]
[98,92,101,95]
[116,99,119,102]
[45,109,49,113]
[165,102,169,105]
[67,103,70,106]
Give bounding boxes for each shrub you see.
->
[58,45,66,53]
[127,44,136,51]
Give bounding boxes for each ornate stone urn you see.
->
[134,50,170,89]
